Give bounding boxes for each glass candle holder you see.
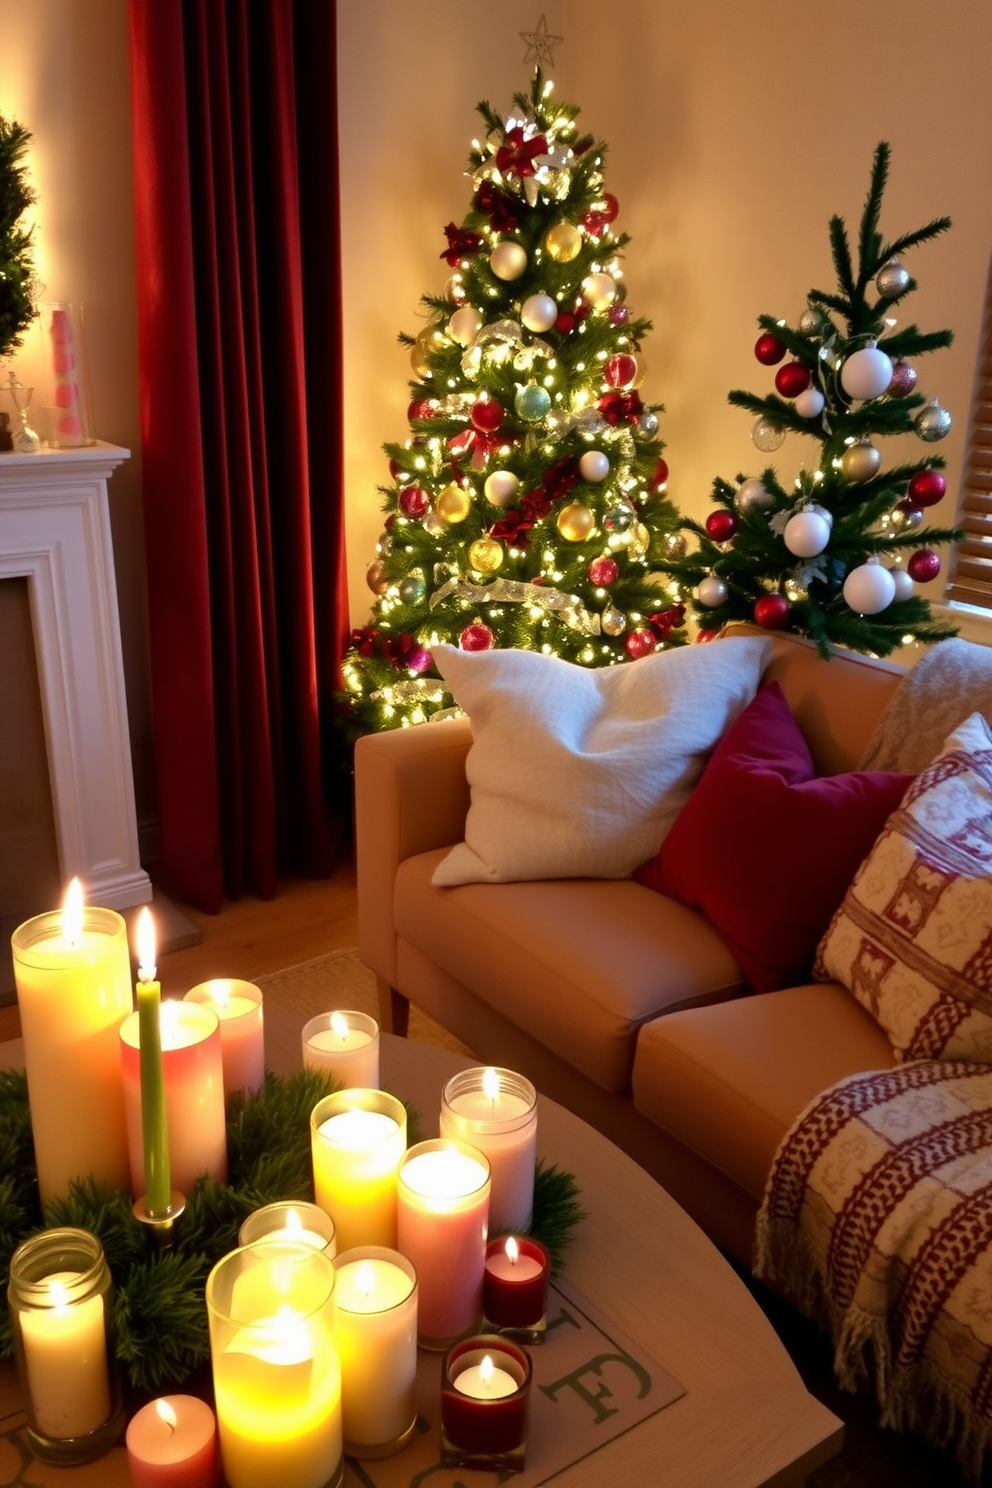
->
[397,1138,490,1351]
[440,1067,537,1233]
[483,1235,550,1341]
[184,979,265,1097]
[440,1334,532,1474]
[309,1089,407,1251]
[302,1010,379,1089]
[6,1227,125,1465]
[206,1241,342,1488]
[239,1200,336,1257]
[333,1246,417,1459]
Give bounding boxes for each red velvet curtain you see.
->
[129,0,348,912]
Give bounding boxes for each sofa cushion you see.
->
[430,635,771,886]
[815,711,992,1062]
[635,683,913,993]
[397,846,747,1092]
[632,982,895,1204]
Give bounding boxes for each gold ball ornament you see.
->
[468,536,504,573]
[366,561,389,595]
[558,502,596,542]
[841,440,882,482]
[581,272,617,310]
[435,483,472,523]
[601,606,627,636]
[662,532,688,560]
[545,221,583,262]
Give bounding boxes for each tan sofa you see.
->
[355,630,907,1268]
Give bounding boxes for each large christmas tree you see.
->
[341,69,686,736]
[658,142,961,658]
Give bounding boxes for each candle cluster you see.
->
[9,885,550,1480]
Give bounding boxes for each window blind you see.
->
[946,255,992,608]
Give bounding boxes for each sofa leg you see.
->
[377,976,410,1038]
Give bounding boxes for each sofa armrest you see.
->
[355,717,473,990]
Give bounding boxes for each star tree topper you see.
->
[521,13,564,68]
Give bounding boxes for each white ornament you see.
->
[520,293,558,332]
[843,560,896,615]
[579,450,610,482]
[794,386,825,419]
[581,272,617,309]
[783,509,831,558]
[490,241,528,281]
[696,574,729,608]
[448,305,484,347]
[888,566,915,601]
[840,343,893,401]
[735,478,774,514]
[484,470,520,507]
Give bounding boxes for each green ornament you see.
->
[515,383,552,422]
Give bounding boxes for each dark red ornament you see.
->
[754,593,790,629]
[600,193,620,222]
[555,311,577,335]
[471,399,504,433]
[755,332,787,366]
[460,621,495,651]
[705,509,738,543]
[588,556,619,587]
[774,361,812,398]
[624,626,657,660]
[398,485,430,519]
[887,361,918,397]
[651,457,669,491]
[907,469,947,508]
[388,457,402,479]
[604,353,638,389]
[407,399,435,423]
[695,629,719,645]
[907,548,941,583]
[582,209,608,237]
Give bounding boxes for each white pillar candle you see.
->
[239,1201,336,1256]
[20,1271,112,1440]
[302,1010,379,1089]
[11,881,132,1206]
[120,1000,227,1196]
[184,980,265,1097]
[309,1090,406,1252]
[440,1067,538,1233]
[397,1139,490,1350]
[334,1247,418,1457]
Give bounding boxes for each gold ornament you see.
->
[468,536,504,573]
[662,532,688,560]
[410,326,445,378]
[557,502,596,542]
[601,606,626,636]
[545,221,582,262]
[841,440,882,482]
[435,482,472,523]
[366,561,388,595]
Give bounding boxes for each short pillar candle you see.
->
[397,1138,490,1351]
[310,1089,407,1251]
[440,1335,532,1474]
[184,980,265,1097]
[333,1246,418,1459]
[125,1395,218,1487]
[238,1201,336,1256]
[483,1235,550,1340]
[302,1010,379,1089]
[440,1067,537,1234]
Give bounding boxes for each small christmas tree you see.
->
[0,113,38,362]
[658,142,961,658]
[341,69,686,736]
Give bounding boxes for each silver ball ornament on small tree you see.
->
[735,478,774,514]
[876,257,910,297]
[752,417,786,452]
[915,400,952,442]
[695,573,729,608]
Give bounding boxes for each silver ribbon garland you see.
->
[430,575,603,635]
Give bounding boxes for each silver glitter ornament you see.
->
[752,416,786,452]
[799,307,822,336]
[915,400,952,442]
[636,411,659,439]
[601,606,627,636]
[663,532,687,559]
[876,257,910,297]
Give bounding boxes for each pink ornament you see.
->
[887,361,918,397]
[407,645,433,674]
[705,509,738,543]
[604,353,638,389]
[907,548,941,583]
[625,626,657,660]
[907,469,947,508]
[471,399,504,433]
[399,485,430,519]
[754,594,790,630]
[774,361,812,398]
[588,556,619,587]
[460,622,495,651]
[608,304,630,326]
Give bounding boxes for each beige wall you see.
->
[1,0,990,840]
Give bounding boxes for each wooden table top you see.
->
[0,1004,842,1487]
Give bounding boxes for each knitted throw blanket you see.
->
[754,1060,992,1483]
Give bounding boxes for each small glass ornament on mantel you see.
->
[5,368,40,451]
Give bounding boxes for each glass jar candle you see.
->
[7,1227,125,1464]
[333,1246,418,1458]
[239,1200,337,1256]
[309,1089,407,1251]
[302,1010,379,1089]
[397,1138,490,1351]
[440,1334,532,1473]
[440,1067,537,1233]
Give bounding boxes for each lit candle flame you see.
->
[285,1208,303,1236]
[356,1261,375,1297]
[62,878,84,948]
[480,1354,494,1385]
[482,1067,501,1108]
[209,979,233,1010]
[330,1011,349,1041]
[155,1399,177,1433]
[505,1236,519,1266]
[49,1279,70,1309]
[136,907,157,983]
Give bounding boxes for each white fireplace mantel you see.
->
[0,442,151,910]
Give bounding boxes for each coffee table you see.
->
[0,1007,842,1486]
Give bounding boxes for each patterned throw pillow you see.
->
[815,712,992,1062]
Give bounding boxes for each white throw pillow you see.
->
[431,636,772,886]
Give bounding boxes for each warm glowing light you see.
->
[62,878,84,946]
[330,1011,350,1041]
[155,1399,178,1432]
[136,906,157,983]
[480,1355,495,1385]
[482,1067,501,1106]
[356,1261,376,1297]
[505,1235,520,1265]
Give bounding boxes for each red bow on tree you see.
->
[440,222,485,266]
[599,390,644,426]
[489,459,579,547]
[495,127,548,179]
[542,454,580,503]
[351,626,380,658]
[474,181,521,233]
[448,427,504,471]
[648,604,686,641]
[383,632,418,669]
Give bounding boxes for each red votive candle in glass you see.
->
[440,1335,532,1473]
[483,1235,549,1340]
[125,1394,218,1487]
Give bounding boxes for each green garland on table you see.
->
[0,1066,583,1394]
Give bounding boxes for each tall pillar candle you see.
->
[302,1010,379,1089]
[11,880,132,1207]
[206,1241,342,1488]
[185,980,265,1097]
[333,1247,418,1458]
[120,1001,227,1196]
[440,1067,538,1233]
[310,1089,406,1251]
[134,908,171,1216]
[397,1139,490,1351]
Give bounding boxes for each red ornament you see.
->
[695,629,719,644]
[407,399,436,423]
[599,193,620,223]
[754,593,790,629]
[907,548,941,583]
[705,509,738,543]
[774,361,812,398]
[907,469,947,508]
[407,645,433,675]
[604,353,638,389]
[471,399,504,433]
[460,621,495,651]
[555,311,577,335]
[398,485,430,519]
[887,361,918,397]
[582,209,608,237]
[755,332,787,366]
[651,457,669,491]
[624,626,657,660]
[389,457,402,479]
[588,556,619,587]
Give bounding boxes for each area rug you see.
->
[255,947,476,1059]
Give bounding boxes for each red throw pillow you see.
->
[634,682,914,994]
